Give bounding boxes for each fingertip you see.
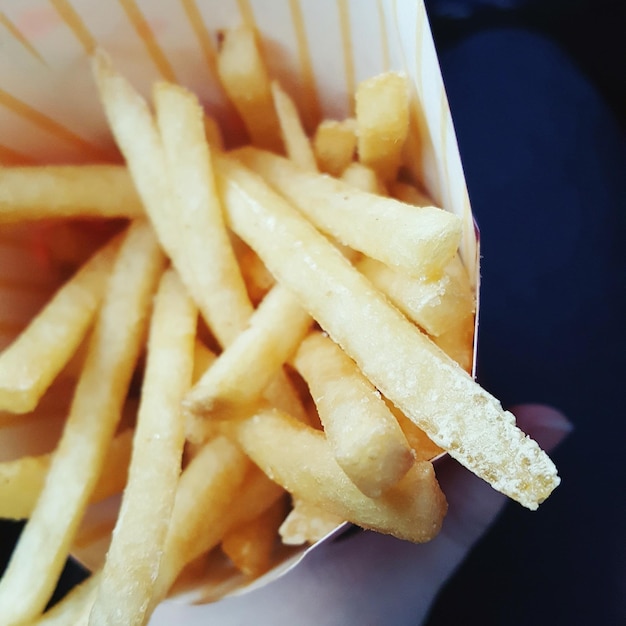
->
[509,403,573,452]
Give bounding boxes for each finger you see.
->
[437,402,571,548]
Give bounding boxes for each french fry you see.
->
[0,166,143,223]
[229,234,275,305]
[355,72,410,182]
[216,26,282,152]
[387,403,445,462]
[389,180,433,207]
[184,284,313,420]
[233,407,446,542]
[151,438,284,606]
[231,147,462,278]
[93,53,251,349]
[292,332,415,497]
[215,154,560,510]
[431,320,475,375]
[271,81,318,172]
[203,114,225,150]
[0,429,133,520]
[153,81,253,347]
[94,56,307,429]
[0,235,121,413]
[0,221,164,625]
[358,254,476,372]
[221,497,288,578]
[312,118,357,176]
[340,162,387,195]
[279,498,345,546]
[357,254,475,338]
[89,269,197,626]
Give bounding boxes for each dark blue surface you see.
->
[425,26,626,626]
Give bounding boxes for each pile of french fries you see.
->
[0,26,559,626]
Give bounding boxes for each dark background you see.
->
[425,1,626,624]
[1,1,625,623]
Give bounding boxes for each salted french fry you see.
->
[216,26,281,152]
[204,114,224,150]
[229,234,275,305]
[153,81,253,347]
[293,332,415,498]
[0,429,133,520]
[358,254,476,372]
[90,269,197,626]
[312,118,357,176]
[215,154,560,510]
[0,221,164,625]
[387,403,445,462]
[151,438,284,606]
[389,180,433,207]
[271,81,318,172]
[0,166,143,222]
[33,573,101,626]
[184,284,313,420]
[0,235,121,413]
[431,320,475,374]
[185,341,219,446]
[93,54,250,349]
[231,147,462,278]
[221,497,288,577]
[357,254,475,338]
[355,72,410,182]
[340,162,386,195]
[233,407,446,542]
[279,498,345,546]
[94,57,307,430]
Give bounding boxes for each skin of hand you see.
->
[150,404,571,626]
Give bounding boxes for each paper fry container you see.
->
[0,0,479,619]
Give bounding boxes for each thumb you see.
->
[437,402,571,549]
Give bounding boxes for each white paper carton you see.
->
[0,0,478,620]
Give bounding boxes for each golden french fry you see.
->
[216,26,281,152]
[93,53,251,349]
[355,72,410,182]
[153,81,253,347]
[340,162,386,195]
[184,284,313,420]
[312,118,357,176]
[229,234,276,305]
[293,332,415,498]
[271,81,318,172]
[221,497,288,578]
[185,341,219,446]
[386,403,445,462]
[233,407,446,543]
[279,498,345,546]
[215,154,560,510]
[0,221,164,625]
[151,438,284,606]
[358,254,476,372]
[93,58,308,435]
[0,166,143,223]
[389,180,433,207]
[357,254,475,338]
[231,147,462,278]
[0,235,121,413]
[89,269,197,626]
[0,429,133,520]
[204,114,224,150]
